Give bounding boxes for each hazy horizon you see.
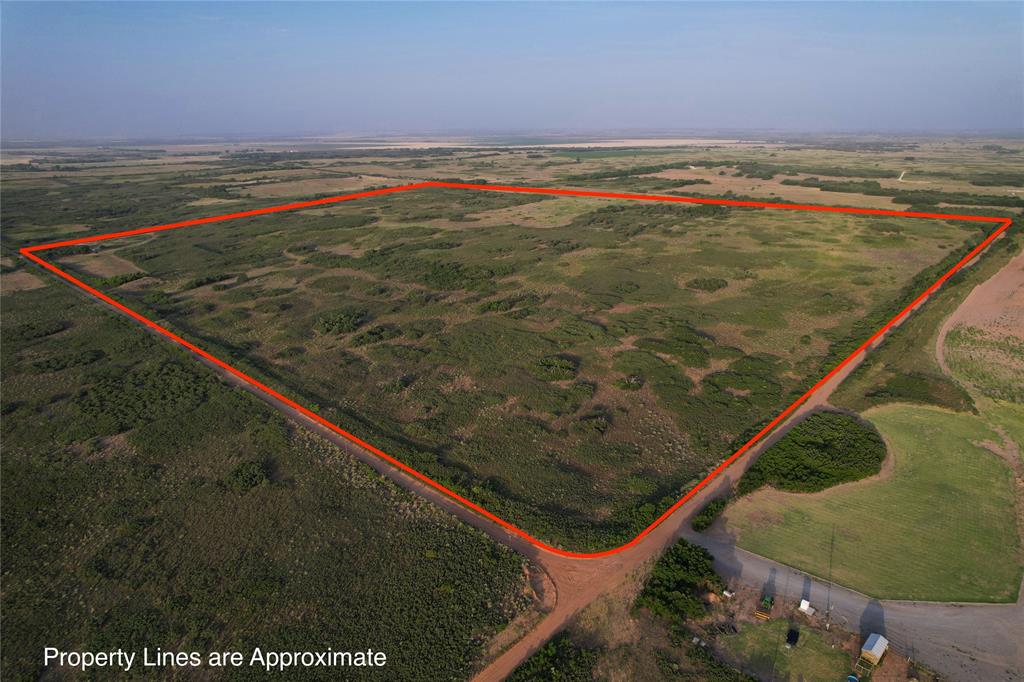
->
[3,1,1022,142]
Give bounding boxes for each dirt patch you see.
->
[59,252,143,278]
[936,245,1024,378]
[1,270,46,293]
[187,197,240,207]
[239,175,388,199]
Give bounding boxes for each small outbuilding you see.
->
[860,633,889,665]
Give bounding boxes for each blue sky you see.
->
[2,2,1021,140]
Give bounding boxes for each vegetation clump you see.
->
[182,273,232,290]
[507,631,597,682]
[737,411,886,495]
[11,319,68,341]
[686,277,728,292]
[530,355,578,381]
[314,306,371,334]
[351,324,401,346]
[636,539,723,623]
[227,460,270,492]
[865,370,974,412]
[31,349,105,373]
[75,361,210,435]
[94,272,146,288]
[691,498,728,532]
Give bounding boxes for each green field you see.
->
[43,186,991,549]
[945,324,1024,403]
[719,620,850,682]
[722,404,1022,602]
[831,226,1022,415]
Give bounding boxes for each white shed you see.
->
[860,633,889,665]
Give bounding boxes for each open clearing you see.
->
[719,619,850,681]
[721,403,1022,602]
[42,183,1000,551]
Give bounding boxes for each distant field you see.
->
[722,404,1022,602]
[48,185,994,549]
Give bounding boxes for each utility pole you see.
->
[825,524,836,631]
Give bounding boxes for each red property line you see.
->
[19,181,1014,560]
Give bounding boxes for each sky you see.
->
[2,1,1022,141]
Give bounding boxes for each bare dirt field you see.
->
[57,252,142,278]
[1,269,45,293]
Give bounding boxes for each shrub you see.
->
[95,272,146,288]
[530,355,578,381]
[31,349,105,373]
[350,324,401,346]
[615,375,644,390]
[314,306,371,334]
[228,461,269,493]
[636,539,723,624]
[182,274,231,290]
[691,498,728,532]
[507,631,597,682]
[12,319,68,341]
[686,277,728,292]
[865,371,973,412]
[737,411,886,495]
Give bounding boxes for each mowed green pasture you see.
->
[722,404,1022,602]
[55,187,988,549]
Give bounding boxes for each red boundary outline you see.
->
[19,181,1014,559]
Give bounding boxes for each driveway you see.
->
[686,528,1024,681]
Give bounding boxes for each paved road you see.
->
[686,528,1024,682]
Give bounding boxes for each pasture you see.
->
[721,404,1022,602]
[48,184,993,549]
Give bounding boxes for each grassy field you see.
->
[722,404,1022,602]
[39,185,993,549]
[2,138,1021,674]
[946,323,1024,403]
[831,223,1022,414]
[719,619,850,682]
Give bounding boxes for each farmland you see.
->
[37,181,995,550]
[2,136,1022,678]
[722,404,1022,602]
[723,219,1023,603]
